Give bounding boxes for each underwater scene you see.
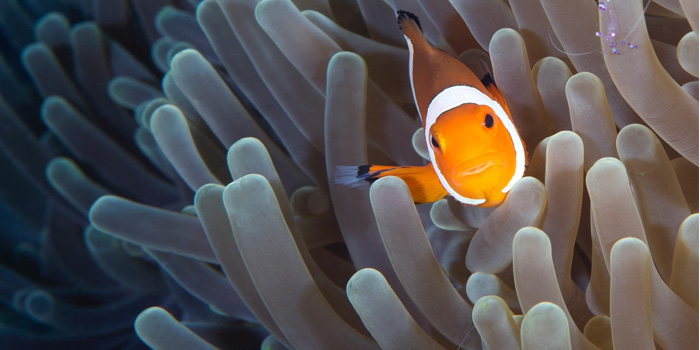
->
[0,0,697,349]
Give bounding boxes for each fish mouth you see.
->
[452,152,505,182]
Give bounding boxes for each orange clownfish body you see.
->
[337,11,527,207]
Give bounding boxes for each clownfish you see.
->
[337,11,527,207]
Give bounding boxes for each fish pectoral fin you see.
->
[400,165,448,204]
[336,164,446,204]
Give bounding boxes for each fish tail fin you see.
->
[397,11,428,47]
[335,164,447,204]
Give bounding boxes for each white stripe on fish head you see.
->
[424,85,526,205]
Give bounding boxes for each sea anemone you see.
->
[0,0,696,349]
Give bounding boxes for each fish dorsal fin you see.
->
[458,50,492,81]
[459,52,521,160]
[481,74,511,117]
[473,71,529,165]
[459,51,513,120]
[477,73,528,164]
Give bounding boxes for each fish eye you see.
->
[431,136,440,150]
[484,114,494,128]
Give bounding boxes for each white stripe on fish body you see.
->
[424,85,526,204]
[403,35,422,121]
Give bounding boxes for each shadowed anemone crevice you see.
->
[0,0,697,349]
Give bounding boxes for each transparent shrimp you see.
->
[596,0,644,55]
[549,0,650,56]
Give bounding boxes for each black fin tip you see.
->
[396,10,423,32]
[480,73,496,89]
